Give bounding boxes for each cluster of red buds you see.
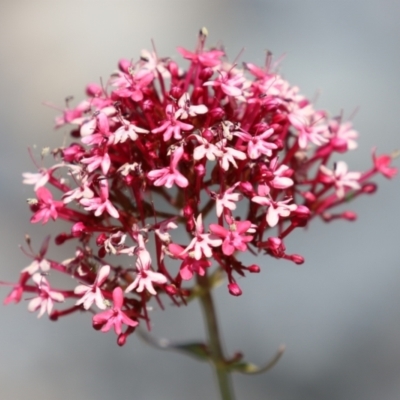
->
[2,29,396,345]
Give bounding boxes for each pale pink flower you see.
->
[28,274,65,318]
[329,119,358,151]
[181,214,222,260]
[62,175,94,204]
[92,287,138,335]
[125,241,167,295]
[267,158,294,189]
[289,113,329,149]
[204,70,246,97]
[74,265,110,310]
[152,104,194,141]
[80,179,119,218]
[113,119,149,143]
[252,185,297,227]
[154,218,178,243]
[174,93,208,120]
[147,146,189,188]
[81,151,111,175]
[215,139,246,171]
[22,235,51,275]
[23,170,50,191]
[320,161,361,199]
[237,128,278,159]
[193,135,223,161]
[215,184,242,217]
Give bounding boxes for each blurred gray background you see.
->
[0,1,399,399]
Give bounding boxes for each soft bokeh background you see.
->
[0,1,399,399]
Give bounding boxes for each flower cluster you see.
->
[3,29,396,345]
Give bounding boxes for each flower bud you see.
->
[55,233,69,245]
[86,83,103,97]
[209,107,225,119]
[228,283,242,296]
[96,233,107,246]
[361,183,377,194]
[168,61,180,77]
[118,58,131,73]
[289,254,304,265]
[199,67,213,81]
[71,222,86,237]
[247,264,260,273]
[170,86,183,99]
[342,211,357,221]
[291,205,310,227]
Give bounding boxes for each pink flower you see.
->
[177,47,224,67]
[267,158,294,189]
[30,187,64,224]
[175,93,208,120]
[81,151,111,175]
[181,214,222,260]
[147,146,189,188]
[209,220,254,256]
[237,128,278,159]
[168,243,211,280]
[113,119,149,143]
[372,148,397,179]
[124,257,167,296]
[74,265,110,310]
[215,184,242,217]
[80,178,119,218]
[252,185,297,227]
[319,161,361,199]
[152,104,194,141]
[204,70,246,97]
[112,69,154,102]
[92,287,138,335]
[28,274,65,318]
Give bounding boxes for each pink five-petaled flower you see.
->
[319,161,361,199]
[92,287,138,335]
[30,187,64,224]
[267,158,294,189]
[113,118,149,143]
[204,70,246,97]
[174,93,208,120]
[22,235,51,275]
[28,273,65,318]
[372,148,397,179]
[80,178,119,218]
[237,128,278,160]
[124,251,167,296]
[74,265,110,310]
[215,183,242,217]
[193,134,223,161]
[252,184,297,227]
[147,146,189,188]
[181,214,222,260]
[209,220,254,256]
[151,104,194,141]
[81,150,111,175]
[168,243,211,280]
[176,46,224,67]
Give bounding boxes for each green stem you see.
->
[197,274,236,400]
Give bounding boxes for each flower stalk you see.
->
[197,273,235,400]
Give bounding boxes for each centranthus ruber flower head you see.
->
[3,29,396,345]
